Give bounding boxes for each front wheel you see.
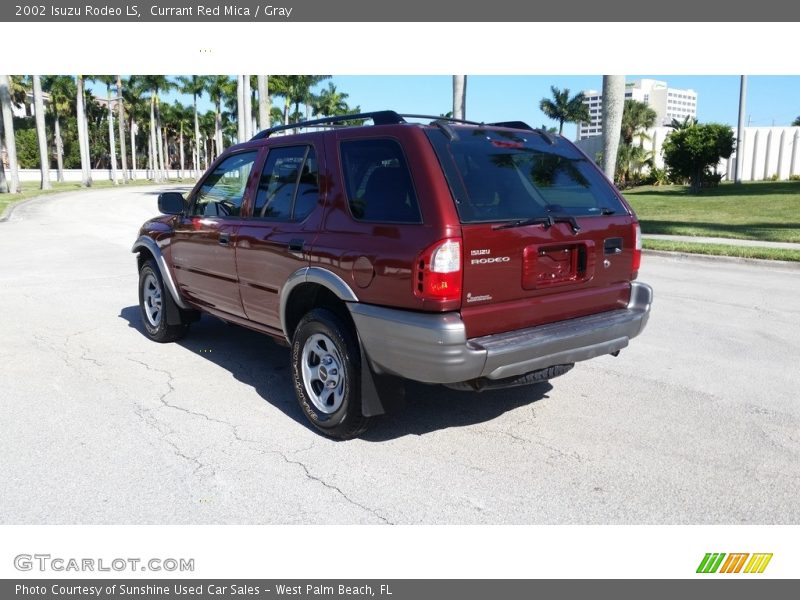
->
[138,260,189,343]
[291,308,370,439]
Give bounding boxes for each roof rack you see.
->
[249,111,556,141]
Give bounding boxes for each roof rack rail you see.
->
[250,110,406,140]
[489,120,557,145]
[249,111,557,142]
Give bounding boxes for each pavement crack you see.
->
[270,449,392,524]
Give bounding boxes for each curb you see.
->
[644,249,800,271]
[0,182,194,223]
[0,195,45,223]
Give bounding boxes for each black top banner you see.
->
[4,0,800,21]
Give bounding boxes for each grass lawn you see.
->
[0,178,196,217]
[644,239,800,262]
[624,181,800,243]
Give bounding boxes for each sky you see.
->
[86,75,800,140]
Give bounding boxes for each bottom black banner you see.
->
[3,580,798,600]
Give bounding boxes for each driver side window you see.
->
[190,151,258,217]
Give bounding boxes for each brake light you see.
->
[414,238,462,302]
[632,222,642,278]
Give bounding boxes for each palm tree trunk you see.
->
[243,75,252,139]
[117,76,128,183]
[54,116,65,182]
[106,85,119,184]
[214,99,223,153]
[179,123,185,180]
[452,75,467,120]
[236,75,246,143]
[149,96,157,181]
[32,75,52,190]
[155,97,166,181]
[257,75,269,132]
[193,94,201,179]
[130,118,137,180]
[0,118,7,193]
[0,86,15,193]
[283,97,290,126]
[75,75,92,187]
[601,75,625,182]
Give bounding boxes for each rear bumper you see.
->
[348,281,653,384]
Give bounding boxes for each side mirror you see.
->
[158,192,185,215]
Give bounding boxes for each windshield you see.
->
[426,127,628,223]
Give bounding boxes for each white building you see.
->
[578,79,698,140]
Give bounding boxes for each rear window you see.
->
[340,139,422,223]
[427,127,628,223]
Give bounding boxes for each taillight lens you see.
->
[632,222,642,278]
[414,238,462,302]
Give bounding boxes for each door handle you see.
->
[218,232,230,246]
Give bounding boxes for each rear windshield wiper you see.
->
[493,214,581,234]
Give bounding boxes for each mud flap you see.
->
[359,341,405,417]
[163,284,200,326]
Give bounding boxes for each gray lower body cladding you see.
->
[348,281,653,385]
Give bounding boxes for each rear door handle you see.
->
[218,232,230,246]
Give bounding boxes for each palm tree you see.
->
[601,76,625,181]
[75,75,92,186]
[270,76,330,125]
[166,101,192,178]
[668,115,697,130]
[123,79,149,179]
[206,76,234,154]
[452,75,467,120]
[0,75,21,193]
[620,99,657,146]
[177,75,207,178]
[31,75,52,190]
[42,76,74,183]
[616,99,657,185]
[313,82,349,117]
[199,110,217,167]
[131,76,174,182]
[793,116,800,126]
[92,76,120,184]
[116,76,128,183]
[539,85,589,135]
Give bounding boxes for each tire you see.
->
[138,260,189,343]
[291,308,370,439]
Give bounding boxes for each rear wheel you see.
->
[291,308,369,439]
[138,260,189,343]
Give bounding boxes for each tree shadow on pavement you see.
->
[119,306,553,441]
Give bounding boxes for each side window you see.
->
[253,145,319,221]
[190,151,257,217]
[340,139,421,223]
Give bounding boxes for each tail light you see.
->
[414,238,462,302]
[632,222,642,278]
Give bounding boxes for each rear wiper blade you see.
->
[493,215,555,230]
[494,214,581,234]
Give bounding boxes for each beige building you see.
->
[578,79,698,140]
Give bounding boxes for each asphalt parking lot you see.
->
[1,185,798,524]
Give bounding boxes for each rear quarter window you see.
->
[340,138,422,223]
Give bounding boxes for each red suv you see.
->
[133,111,652,439]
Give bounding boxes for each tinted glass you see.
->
[191,151,257,217]
[253,145,319,221]
[340,139,421,223]
[427,128,627,223]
